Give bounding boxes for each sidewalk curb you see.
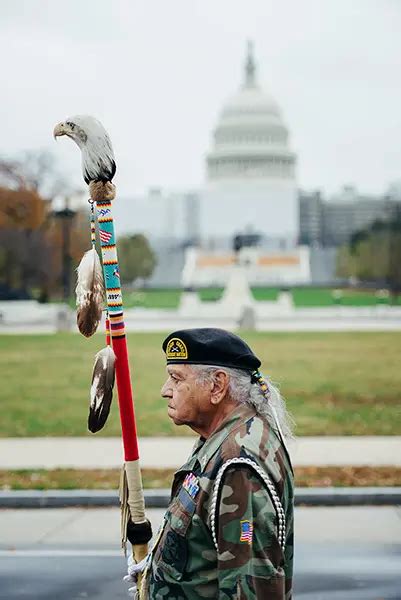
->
[0,487,400,509]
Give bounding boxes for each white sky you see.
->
[1,0,401,198]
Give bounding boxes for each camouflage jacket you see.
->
[143,404,294,599]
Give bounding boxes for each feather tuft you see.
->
[76,248,105,337]
[88,346,116,433]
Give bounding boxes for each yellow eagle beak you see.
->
[53,122,66,139]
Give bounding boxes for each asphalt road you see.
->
[1,544,401,599]
[0,507,400,599]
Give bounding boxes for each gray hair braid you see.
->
[191,365,295,441]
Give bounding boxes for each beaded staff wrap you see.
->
[96,200,124,316]
[210,457,286,553]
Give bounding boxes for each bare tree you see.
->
[0,150,79,200]
[0,151,87,300]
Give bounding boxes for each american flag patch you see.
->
[182,473,199,498]
[99,229,112,244]
[240,520,253,544]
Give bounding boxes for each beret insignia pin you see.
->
[166,338,188,359]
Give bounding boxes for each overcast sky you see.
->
[1,0,400,198]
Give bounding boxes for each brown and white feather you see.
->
[76,248,105,337]
[88,346,116,433]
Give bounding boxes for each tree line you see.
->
[0,151,156,302]
[336,211,401,301]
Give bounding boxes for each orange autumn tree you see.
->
[0,153,88,300]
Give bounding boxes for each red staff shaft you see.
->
[112,335,139,461]
[105,315,137,459]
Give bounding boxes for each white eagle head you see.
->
[53,115,116,185]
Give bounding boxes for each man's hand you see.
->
[123,554,148,598]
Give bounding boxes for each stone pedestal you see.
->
[238,305,256,330]
[56,305,74,332]
[178,291,201,316]
[220,265,255,318]
[277,290,293,311]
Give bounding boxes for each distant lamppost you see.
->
[52,192,85,302]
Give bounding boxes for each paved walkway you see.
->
[1,436,400,469]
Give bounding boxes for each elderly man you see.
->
[126,328,294,599]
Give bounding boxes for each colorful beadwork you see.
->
[95,200,122,312]
[252,370,271,401]
[109,310,125,338]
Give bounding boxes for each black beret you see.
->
[162,328,261,372]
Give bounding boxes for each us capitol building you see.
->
[114,42,312,286]
[202,41,297,243]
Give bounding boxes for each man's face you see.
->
[161,364,211,429]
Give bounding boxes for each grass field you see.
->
[291,287,399,307]
[251,288,280,301]
[198,288,224,302]
[116,287,401,309]
[2,466,400,490]
[123,289,181,309]
[0,332,400,437]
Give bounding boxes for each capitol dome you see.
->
[206,43,296,182]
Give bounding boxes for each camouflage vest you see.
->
[143,404,294,600]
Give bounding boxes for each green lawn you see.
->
[251,288,280,301]
[108,287,401,309]
[0,332,400,437]
[292,288,336,307]
[198,288,224,302]
[291,287,399,307]
[123,288,181,309]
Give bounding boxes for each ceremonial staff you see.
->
[53,115,152,565]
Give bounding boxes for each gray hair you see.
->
[190,365,295,441]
